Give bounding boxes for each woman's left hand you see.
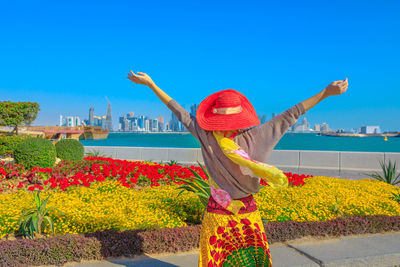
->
[127,70,155,87]
[324,78,349,97]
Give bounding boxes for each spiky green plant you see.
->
[175,162,210,207]
[167,160,178,166]
[391,191,400,204]
[328,195,344,216]
[85,149,107,158]
[18,190,64,239]
[364,160,400,185]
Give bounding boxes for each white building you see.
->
[360,126,381,134]
[145,119,150,132]
[293,117,311,133]
[320,123,330,132]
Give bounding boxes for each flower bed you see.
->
[0,157,310,193]
[1,176,399,238]
[1,157,400,266]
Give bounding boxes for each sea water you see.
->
[80,133,400,153]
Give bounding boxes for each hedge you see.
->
[1,215,400,266]
[0,136,33,157]
[13,137,56,169]
[55,139,84,161]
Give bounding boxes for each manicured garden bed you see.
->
[1,157,400,266]
[1,215,400,266]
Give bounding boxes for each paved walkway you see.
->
[64,232,400,267]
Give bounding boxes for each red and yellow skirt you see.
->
[198,194,272,267]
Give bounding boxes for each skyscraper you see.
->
[103,100,113,131]
[170,112,180,132]
[190,104,198,117]
[258,114,267,124]
[89,106,94,126]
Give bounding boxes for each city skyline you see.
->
[1,1,399,131]
[57,100,387,134]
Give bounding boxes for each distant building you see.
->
[59,115,64,126]
[170,112,180,132]
[320,123,330,132]
[360,126,381,134]
[66,116,75,127]
[258,114,267,124]
[102,100,113,131]
[314,124,321,132]
[190,104,198,117]
[89,106,94,125]
[74,116,81,126]
[151,118,158,132]
[138,116,145,130]
[145,119,150,132]
[94,115,106,127]
[293,117,311,133]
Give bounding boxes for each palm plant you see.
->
[364,160,400,185]
[18,190,64,239]
[175,162,210,207]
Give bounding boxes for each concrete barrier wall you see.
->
[84,146,400,180]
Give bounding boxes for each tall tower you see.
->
[104,97,113,131]
[89,106,94,126]
[190,104,198,117]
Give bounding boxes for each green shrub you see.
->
[0,135,33,156]
[55,139,84,161]
[14,137,56,169]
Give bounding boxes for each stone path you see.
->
[63,232,400,267]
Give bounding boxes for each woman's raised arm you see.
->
[127,70,201,139]
[127,71,172,105]
[301,78,348,111]
[242,78,349,162]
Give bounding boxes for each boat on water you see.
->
[320,131,400,137]
[79,126,109,140]
[1,125,109,142]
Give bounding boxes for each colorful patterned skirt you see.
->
[198,194,272,267]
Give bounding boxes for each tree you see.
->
[0,101,40,135]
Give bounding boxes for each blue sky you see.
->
[1,0,399,131]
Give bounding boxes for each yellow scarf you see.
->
[208,131,288,214]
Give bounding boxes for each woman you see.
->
[127,70,348,267]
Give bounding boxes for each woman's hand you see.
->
[127,70,155,87]
[324,78,349,97]
[300,78,349,111]
[127,69,172,105]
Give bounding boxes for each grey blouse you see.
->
[167,99,306,199]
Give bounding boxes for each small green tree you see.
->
[0,101,40,135]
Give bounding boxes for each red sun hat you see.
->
[196,89,260,131]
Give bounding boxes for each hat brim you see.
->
[196,89,260,131]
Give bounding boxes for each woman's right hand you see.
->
[324,78,349,97]
[127,70,155,87]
